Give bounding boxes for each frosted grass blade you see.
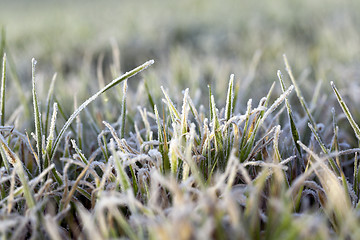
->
[32,58,43,168]
[120,80,128,139]
[50,60,154,162]
[331,81,360,141]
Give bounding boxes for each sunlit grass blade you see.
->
[1,53,6,126]
[44,103,58,169]
[50,60,154,162]
[331,81,360,141]
[161,86,180,123]
[32,58,43,169]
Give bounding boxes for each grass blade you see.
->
[50,60,154,162]
[225,74,234,121]
[44,103,58,169]
[120,80,128,139]
[1,53,6,125]
[331,81,360,141]
[277,70,302,158]
[32,58,43,169]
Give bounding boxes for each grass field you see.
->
[1,0,360,239]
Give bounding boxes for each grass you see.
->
[1,0,360,239]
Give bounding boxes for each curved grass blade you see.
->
[49,60,154,162]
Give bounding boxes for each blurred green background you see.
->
[1,0,360,129]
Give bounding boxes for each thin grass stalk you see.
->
[225,74,234,121]
[355,152,359,198]
[120,80,128,139]
[1,53,6,125]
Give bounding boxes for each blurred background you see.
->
[1,0,360,132]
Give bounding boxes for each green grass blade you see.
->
[144,80,155,112]
[225,74,234,121]
[44,103,58,169]
[331,81,360,141]
[0,27,5,65]
[50,60,154,161]
[32,58,43,169]
[1,53,6,126]
[277,70,302,157]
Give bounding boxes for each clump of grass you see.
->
[2,47,360,240]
